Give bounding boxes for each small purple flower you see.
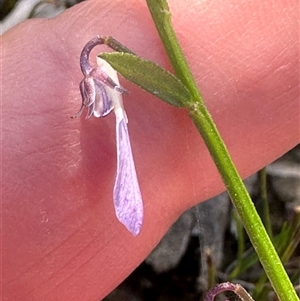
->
[73,36,127,119]
[73,36,143,235]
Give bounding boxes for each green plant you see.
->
[97,1,298,300]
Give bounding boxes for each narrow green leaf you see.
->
[99,52,191,107]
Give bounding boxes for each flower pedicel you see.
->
[73,36,143,236]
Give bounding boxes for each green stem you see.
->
[205,249,216,288]
[259,168,273,238]
[104,36,135,54]
[229,209,245,279]
[146,0,298,300]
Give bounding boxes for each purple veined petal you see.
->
[79,80,89,104]
[86,101,95,119]
[93,79,114,117]
[72,77,96,119]
[81,77,96,107]
[113,108,143,235]
[90,67,127,92]
[96,57,127,94]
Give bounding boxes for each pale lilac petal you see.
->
[93,80,113,117]
[91,67,120,90]
[82,77,96,107]
[113,116,143,236]
[86,101,95,119]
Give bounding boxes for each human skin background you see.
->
[1,0,299,300]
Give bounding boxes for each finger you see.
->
[2,1,298,301]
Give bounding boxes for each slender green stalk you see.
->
[229,210,245,279]
[204,249,216,288]
[146,0,201,101]
[282,210,300,262]
[104,36,135,54]
[259,168,273,238]
[253,210,300,298]
[146,0,298,300]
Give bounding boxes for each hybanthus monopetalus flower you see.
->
[73,36,143,236]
